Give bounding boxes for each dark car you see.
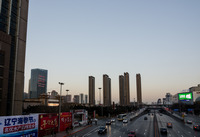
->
[193,124,200,131]
[144,117,148,120]
[187,120,192,124]
[106,120,111,125]
[160,127,167,134]
[128,131,136,137]
[98,126,107,134]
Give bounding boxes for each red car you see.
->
[128,131,136,137]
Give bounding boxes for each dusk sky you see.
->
[24,0,200,104]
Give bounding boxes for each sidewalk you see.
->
[44,125,92,137]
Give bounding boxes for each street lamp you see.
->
[58,82,64,132]
[98,88,101,105]
[66,89,69,103]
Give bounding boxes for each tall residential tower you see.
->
[119,72,130,106]
[136,73,142,105]
[103,74,111,106]
[0,0,29,115]
[89,76,95,105]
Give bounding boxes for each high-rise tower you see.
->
[89,76,95,105]
[29,68,48,99]
[0,0,29,115]
[136,73,142,105]
[103,74,111,106]
[119,72,130,106]
[119,75,124,105]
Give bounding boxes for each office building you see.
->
[89,76,95,105]
[85,95,88,104]
[66,94,71,103]
[0,0,29,115]
[80,93,84,104]
[103,74,111,106]
[29,69,48,99]
[74,95,79,103]
[136,73,142,105]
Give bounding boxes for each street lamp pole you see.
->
[58,82,64,132]
[98,88,101,105]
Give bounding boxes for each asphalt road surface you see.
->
[156,113,200,137]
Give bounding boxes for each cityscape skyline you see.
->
[24,1,200,103]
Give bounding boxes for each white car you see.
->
[111,118,116,122]
[123,119,128,123]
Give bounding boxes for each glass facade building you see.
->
[29,69,48,99]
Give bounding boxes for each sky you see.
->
[25,0,200,104]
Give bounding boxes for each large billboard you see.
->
[0,114,38,137]
[178,92,193,100]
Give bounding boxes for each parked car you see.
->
[98,126,107,134]
[128,131,136,137]
[160,127,167,134]
[144,117,148,120]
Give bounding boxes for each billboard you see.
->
[178,92,193,100]
[0,114,38,137]
[38,113,58,137]
[60,112,72,131]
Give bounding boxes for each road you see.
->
[70,112,154,137]
[156,113,200,137]
[68,111,200,137]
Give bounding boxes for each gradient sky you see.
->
[25,0,200,104]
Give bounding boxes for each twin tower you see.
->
[89,72,142,106]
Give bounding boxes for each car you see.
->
[144,117,148,120]
[128,131,136,137]
[91,118,98,122]
[148,113,150,115]
[193,124,200,131]
[187,120,192,124]
[160,114,163,116]
[160,127,167,134]
[98,126,107,134]
[167,122,172,128]
[106,120,111,125]
[123,119,128,123]
[111,118,115,122]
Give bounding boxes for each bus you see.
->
[117,114,127,121]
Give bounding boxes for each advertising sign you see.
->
[38,113,58,137]
[60,112,72,131]
[0,114,38,137]
[178,92,193,100]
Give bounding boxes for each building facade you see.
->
[136,73,142,105]
[89,76,95,105]
[29,69,48,99]
[0,0,29,115]
[85,95,88,104]
[119,75,124,105]
[103,74,111,106]
[80,93,84,104]
[124,72,130,105]
[74,95,79,104]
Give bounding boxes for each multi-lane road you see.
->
[69,111,200,137]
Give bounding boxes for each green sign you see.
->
[178,92,193,100]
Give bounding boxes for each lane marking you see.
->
[82,126,100,137]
